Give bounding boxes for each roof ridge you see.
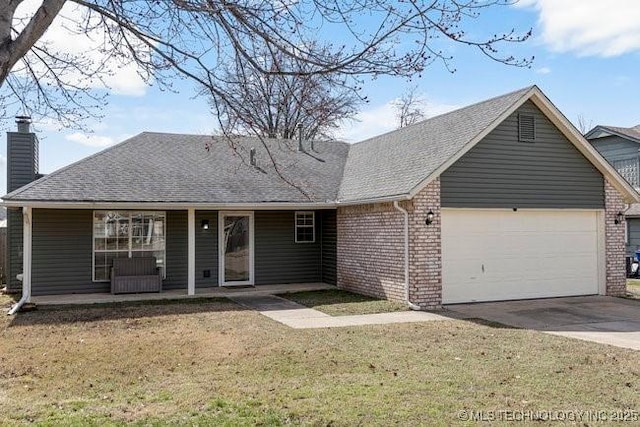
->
[3,132,145,199]
[140,131,350,147]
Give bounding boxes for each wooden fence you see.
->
[0,228,6,286]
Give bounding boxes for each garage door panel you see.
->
[442,209,600,304]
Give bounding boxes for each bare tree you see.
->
[576,114,594,135]
[1,0,532,129]
[210,46,361,141]
[392,85,427,128]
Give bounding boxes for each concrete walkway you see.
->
[228,295,451,329]
[30,283,334,306]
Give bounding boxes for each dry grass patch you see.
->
[1,298,640,425]
[628,279,640,299]
[0,292,17,311]
[280,289,408,316]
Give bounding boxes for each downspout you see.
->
[8,207,32,315]
[7,276,27,315]
[393,201,422,311]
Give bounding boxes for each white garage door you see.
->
[441,209,602,304]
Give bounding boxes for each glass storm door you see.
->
[219,212,254,286]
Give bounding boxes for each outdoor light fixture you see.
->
[615,211,624,225]
[201,219,210,230]
[425,210,435,225]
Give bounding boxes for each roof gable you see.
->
[339,85,639,204]
[338,87,534,203]
[585,125,640,144]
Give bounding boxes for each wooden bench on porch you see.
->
[111,257,162,294]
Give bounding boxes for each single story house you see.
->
[4,86,639,312]
[585,124,640,257]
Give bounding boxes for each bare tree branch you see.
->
[0,0,532,127]
[209,46,361,141]
[392,85,426,128]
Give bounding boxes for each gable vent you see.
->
[518,114,536,142]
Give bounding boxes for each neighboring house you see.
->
[585,125,640,257]
[3,86,639,310]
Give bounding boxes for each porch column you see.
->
[187,208,196,295]
[22,207,32,302]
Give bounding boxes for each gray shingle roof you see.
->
[4,133,349,203]
[588,125,640,144]
[337,86,533,202]
[601,125,640,143]
[9,86,591,206]
[625,203,640,217]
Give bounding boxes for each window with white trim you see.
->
[295,211,315,243]
[93,211,166,281]
[613,158,639,188]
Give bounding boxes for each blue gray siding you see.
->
[26,208,333,295]
[6,131,39,292]
[7,132,38,193]
[164,210,188,290]
[196,210,218,288]
[7,209,23,292]
[31,209,97,295]
[29,209,189,294]
[627,218,640,257]
[440,101,605,209]
[589,135,640,162]
[254,211,322,284]
[320,210,337,285]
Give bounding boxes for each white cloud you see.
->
[338,98,459,143]
[518,0,640,57]
[536,67,551,74]
[14,0,148,96]
[66,132,115,147]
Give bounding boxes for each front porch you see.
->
[30,282,335,306]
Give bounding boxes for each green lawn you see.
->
[1,297,640,425]
[280,289,408,315]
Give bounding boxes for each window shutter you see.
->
[518,114,536,142]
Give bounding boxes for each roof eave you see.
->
[336,193,411,206]
[0,200,338,210]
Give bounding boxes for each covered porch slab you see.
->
[30,282,334,306]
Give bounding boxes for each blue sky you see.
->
[2,0,640,195]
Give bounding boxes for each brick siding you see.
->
[336,179,442,309]
[407,179,442,308]
[337,177,625,307]
[605,180,627,297]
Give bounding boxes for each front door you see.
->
[218,211,254,286]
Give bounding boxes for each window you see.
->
[295,211,315,243]
[613,158,639,188]
[93,211,166,281]
[518,114,536,142]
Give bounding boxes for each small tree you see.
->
[392,85,426,128]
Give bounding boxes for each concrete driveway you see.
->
[445,296,640,350]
